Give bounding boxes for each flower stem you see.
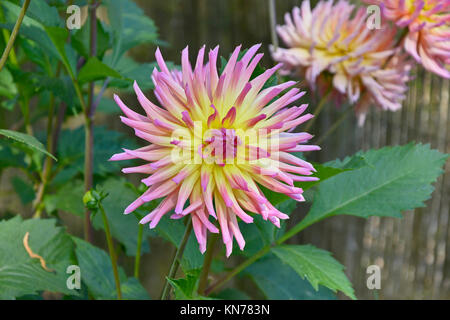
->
[304,89,331,132]
[99,203,122,300]
[83,0,99,243]
[134,223,144,279]
[0,5,18,66]
[33,94,56,218]
[0,0,30,72]
[198,233,218,295]
[160,217,193,300]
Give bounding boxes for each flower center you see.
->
[201,128,242,166]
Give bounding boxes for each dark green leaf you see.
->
[0,129,57,160]
[72,237,150,300]
[78,57,123,84]
[245,254,336,300]
[298,143,448,230]
[272,245,355,299]
[0,216,77,299]
[56,126,136,176]
[104,0,159,66]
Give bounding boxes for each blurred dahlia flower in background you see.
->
[365,0,450,79]
[271,0,413,124]
[110,45,320,256]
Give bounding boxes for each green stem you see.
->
[0,4,18,66]
[197,233,218,295]
[83,0,99,243]
[134,223,144,279]
[316,107,352,145]
[32,95,56,218]
[0,0,30,72]
[99,203,122,300]
[160,218,193,300]
[304,89,331,132]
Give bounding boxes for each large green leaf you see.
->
[56,126,136,176]
[167,269,212,300]
[72,237,150,300]
[78,57,123,84]
[26,0,61,27]
[272,245,355,299]
[0,129,56,160]
[44,26,76,78]
[104,0,159,66]
[0,216,77,299]
[262,157,369,207]
[297,143,448,230]
[245,254,336,300]
[104,55,157,92]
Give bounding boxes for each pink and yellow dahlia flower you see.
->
[110,45,319,256]
[365,0,450,78]
[271,0,412,121]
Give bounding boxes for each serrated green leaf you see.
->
[44,26,75,78]
[245,254,336,300]
[0,129,57,160]
[261,163,355,207]
[298,143,448,230]
[0,216,77,299]
[56,126,136,176]
[167,269,212,300]
[72,237,150,300]
[272,245,355,299]
[78,57,123,84]
[26,0,61,27]
[104,0,159,66]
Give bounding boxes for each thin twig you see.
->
[83,0,98,243]
[134,223,144,279]
[0,0,30,72]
